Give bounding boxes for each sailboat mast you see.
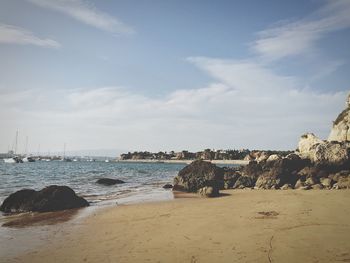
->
[63,143,66,159]
[25,136,28,156]
[14,129,18,155]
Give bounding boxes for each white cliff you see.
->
[328,93,350,142]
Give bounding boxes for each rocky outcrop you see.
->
[96,178,125,186]
[328,94,350,142]
[173,160,224,193]
[0,185,89,213]
[254,155,309,189]
[309,141,349,167]
[223,169,241,189]
[298,133,323,159]
[233,176,255,189]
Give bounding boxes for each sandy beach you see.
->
[7,189,350,263]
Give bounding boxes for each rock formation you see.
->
[298,133,323,159]
[173,160,224,193]
[0,185,89,213]
[328,93,350,142]
[172,94,350,192]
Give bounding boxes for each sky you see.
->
[0,0,349,156]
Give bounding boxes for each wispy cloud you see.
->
[252,0,350,60]
[0,23,61,48]
[27,0,134,35]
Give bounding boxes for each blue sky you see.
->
[0,0,349,155]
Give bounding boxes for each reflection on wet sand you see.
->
[1,208,80,228]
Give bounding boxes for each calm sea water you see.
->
[0,161,187,206]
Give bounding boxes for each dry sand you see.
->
[9,190,350,263]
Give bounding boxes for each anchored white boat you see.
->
[4,156,23,163]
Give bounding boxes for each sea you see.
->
[0,160,188,207]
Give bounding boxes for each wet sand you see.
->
[6,190,350,263]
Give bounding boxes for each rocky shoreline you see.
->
[173,94,350,196]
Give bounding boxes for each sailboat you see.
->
[4,130,23,163]
[22,136,35,162]
[61,143,72,162]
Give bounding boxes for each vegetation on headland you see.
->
[119,149,293,161]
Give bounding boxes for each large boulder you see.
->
[308,141,349,167]
[298,133,323,159]
[241,161,262,179]
[255,173,280,189]
[173,160,224,192]
[255,156,309,189]
[0,185,89,213]
[96,178,125,186]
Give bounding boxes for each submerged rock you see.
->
[162,184,173,189]
[173,160,224,192]
[0,185,89,213]
[96,178,125,186]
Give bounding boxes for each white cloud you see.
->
[252,0,350,60]
[0,74,347,154]
[0,23,60,48]
[27,0,134,34]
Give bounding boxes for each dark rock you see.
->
[223,168,241,189]
[255,157,309,189]
[0,185,89,213]
[233,176,255,189]
[241,161,262,179]
[198,186,219,197]
[298,166,319,180]
[334,176,350,189]
[173,160,224,192]
[255,173,280,189]
[96,178,125,186]
[162,184,173,189]
[305,177,319,186]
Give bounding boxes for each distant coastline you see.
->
[117,159,249,165]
